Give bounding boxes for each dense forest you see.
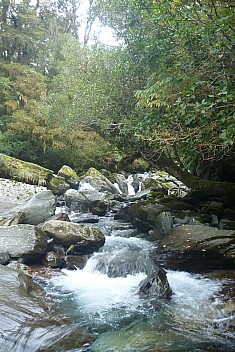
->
[0,0,234,185]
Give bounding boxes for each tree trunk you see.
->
[0,153,53,186]
[155,152,235,201]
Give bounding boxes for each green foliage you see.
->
[92,0,235,180]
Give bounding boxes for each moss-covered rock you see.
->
[0,153,53,186]
[80,167,118,194]
[57,165,80,189]
[47,175,70,195]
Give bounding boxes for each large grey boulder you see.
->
[0,178,46,215]
[120,202,173,236]
[0,224,48,261]
[41,220,105,254]
[65,188,110,215]
[11,190,56,225]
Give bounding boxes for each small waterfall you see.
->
[126,175,136,195]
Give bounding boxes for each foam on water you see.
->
[51,269,146,314]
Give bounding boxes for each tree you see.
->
[91,0,235,183]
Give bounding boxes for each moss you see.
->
[0,153,53,185]
[57,165,80,182]
[47,175,70,195]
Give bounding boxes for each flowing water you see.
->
[46,216,235,352]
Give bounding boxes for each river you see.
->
[45,215,235,352]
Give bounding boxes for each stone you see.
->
[139,268,172,299]
[0,265,95,351]
[156,224,235,272]
[0,252,10,265]
[0,211,25,226]
[41,220,105,252]
[89,199,109,216]
[0,153,53,186]
[14,190,56,225]
[64,255,87,270]
[57,165,80,189]
[0,224,48,261]
[123,202,173,236]
[42,251,64,268]
[80,167,118,194]
[47,175,70,195]
[65,188,111,213]
[211,214,219,227]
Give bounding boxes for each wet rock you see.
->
[64,255,87,270]
[139,268,172,299]
[0,224,48,262]
[41,220,105,253]
[42,251,64,268]
[173,215,191,225]
[156,224,235,272]
[65,188,110,213]
[71,213,99,224]
[211,214,219,227]
[0,252,10,265]
[122,202,173,236]
[0,265,95,352]
[89,199,109,216]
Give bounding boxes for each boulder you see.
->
[156,224,235,272]
[57,165,80,189]
[0,224,48,261]
[65,188,110,214]
[47,175,70,195]
[0,265,94,351]
[0,252,10,265]
[11,190,56,225]
[0,211,25,226]
[122,202,173,236]
[41,220,105,253]
[0,178,46,215]
[139,268,172,299]
[80,167,118,194]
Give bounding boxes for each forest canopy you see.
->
[0,0,234,182]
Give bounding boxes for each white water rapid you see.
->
[47,217,235,352]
